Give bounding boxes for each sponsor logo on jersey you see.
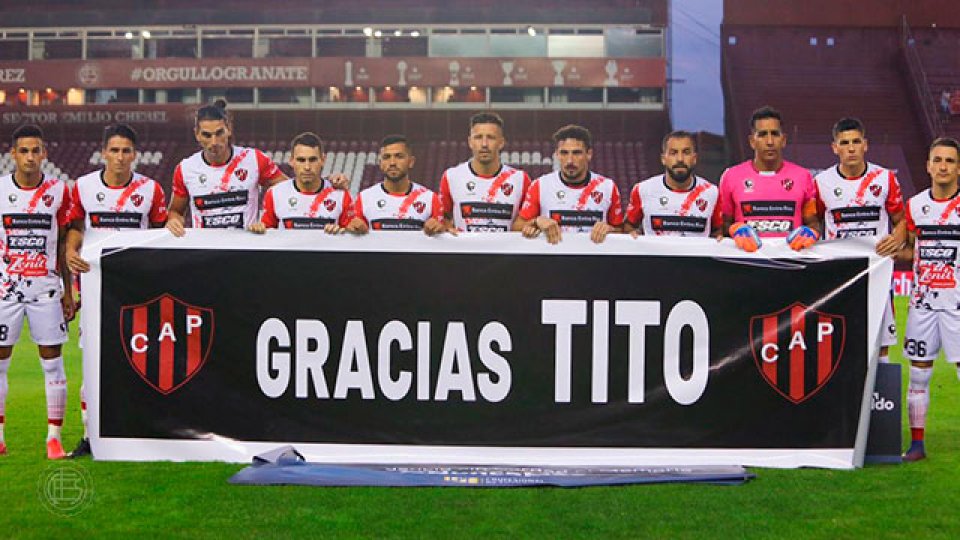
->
[917,262,956,289]
[750,302,845,404]
[96,192,106,202]
[650,215,708,233]
[831,206,881,224]
[918,246,957,262]
[549,209,603,228]
[371,218,424,231]
[2,213,53,229]
[741,200,796,216]
[659,196,668,206]
[466,224,509,232]
[836,228,875,238]
[198,174,208,184]
[377,199,387,209]
[282,217,335,229]
[89,212,142,229]
[6,235,47,251]
[7,194,16,203]
[466,181,476,192]
[287,197,297,207]
[917,225,960,241]
[5,251,49,277]
[745,219,792,233]
[744,179,754,192]
[460,202,513,220]
[833,187,843,198]
[120,293,215,395]
[193,190,249,210]
[201,212,243,228]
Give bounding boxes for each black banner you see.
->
[96,240,872,453]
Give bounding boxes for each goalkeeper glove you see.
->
[786,225,819,251]
[729,222,762,252]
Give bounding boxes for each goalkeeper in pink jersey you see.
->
[718,106,820,252]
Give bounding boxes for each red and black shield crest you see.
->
[781,178,794,191]
[696,198,708,212]
[869,184,882,198]
[501,183,514,196]
[413,201,426,213]
[591,191,603,204]
[234,168,248,181]
[120,293,215,395]
[749,302,845,404]
[131,193,144,207]
[323,199,336,212]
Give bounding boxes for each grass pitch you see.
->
[2,297,959,539]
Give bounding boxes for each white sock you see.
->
[908,365,934,431]
[0,356,9,443]
[40,356,66,441]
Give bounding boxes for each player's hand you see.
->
[345,218,369,235]
[875,233,903,257]
[247,222,267,235]
[66,249,90,274]
[629,229,641,239]
[423,218,449,236]
[328,173,351,190]
[590,221,613,244]
[324,223,344,234]
[61,294,77,323]
[729,222,762,252]
[166,217,186,237]
[538,217,562,244]
[787,225,819,251]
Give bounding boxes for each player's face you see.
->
[927,145,960,188]
[195,119,231,161]
[831,129,868,169]
[556,138,592,183]
[749,118,786,165]
[11,137,45,177]
[290,144,324,187]
[661,136,697,183]
[102,135,136,177]
[468,123,505,167]
[379,142,415,183]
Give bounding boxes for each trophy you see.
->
[500,61,515,86]
[397,60,408,87]
[604,60,619,86]
[551,60,566,86]
[448,61,460,86]
[344,60,353,86]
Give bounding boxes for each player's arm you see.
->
[786,198,822,251]
[65,219,89,274]
[895,203,916,262]
[512,180,560,243]
[624,185,642,237]
[255,149,288,187]
[148,181,169,229]
[423,193,453,236]
[249,189,277,235]
[439,172,455,223]
[57,224,76,322]
[166,194,189,237]
[591,185,624,243]
[344,193,369,234]
[876,172,907,256]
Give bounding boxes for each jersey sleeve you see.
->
[353,193,368,225]
[717,168,735,220]
[606,183,624,226]
[813,179,827,215]
[255,149,282,186]
[260,188,278,228]
[57,182,72,226]
[625,184,643,226]
[885,171,905,215]
[430,192,444,220]
[905,201,916,232]
[66,182,85,223]
[710,198,723,230]
[518,180,541,221]
[337,191,355,227]
[520,171,532,201]
[172,164,188,197]
[148,182,169,224]
[439,172,453,216]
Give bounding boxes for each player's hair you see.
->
[469,111,504,131]
[930,137,960,157]
[290,131,324,154]
[553,124,592,150]
[11,124,44,146]
[750,106,782,131]
[195,98,229,127]
[661,130,698,153]
[831,117,865,139]
[102,123,138,147]
[380,134,411,153]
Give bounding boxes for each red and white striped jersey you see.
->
[626,174,720,236]
[68,170,167,230]
[354,182,442,231]
[518,171,624,232]
[906,188,960,310]
[261,178,354,229]
[815,163,904,239]
[172,146,280,229]
[0,174,71,302]
[439,161,530,232]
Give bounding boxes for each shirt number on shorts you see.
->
[0,324,7,342]
[904,339,928,358]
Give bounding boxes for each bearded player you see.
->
[900,137,960,462]
[719,106,820,252]
[814,117,905,366]
[0,124,74,459]
[63,123,168,457]
[624,130,720,237]
[513,124,623,244]
[439,112,530,233]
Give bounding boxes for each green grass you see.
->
[2,297,959,539]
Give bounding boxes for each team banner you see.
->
[0,57,665,91]
[81,231,892,469]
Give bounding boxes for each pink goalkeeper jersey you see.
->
[718,160,817,237]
